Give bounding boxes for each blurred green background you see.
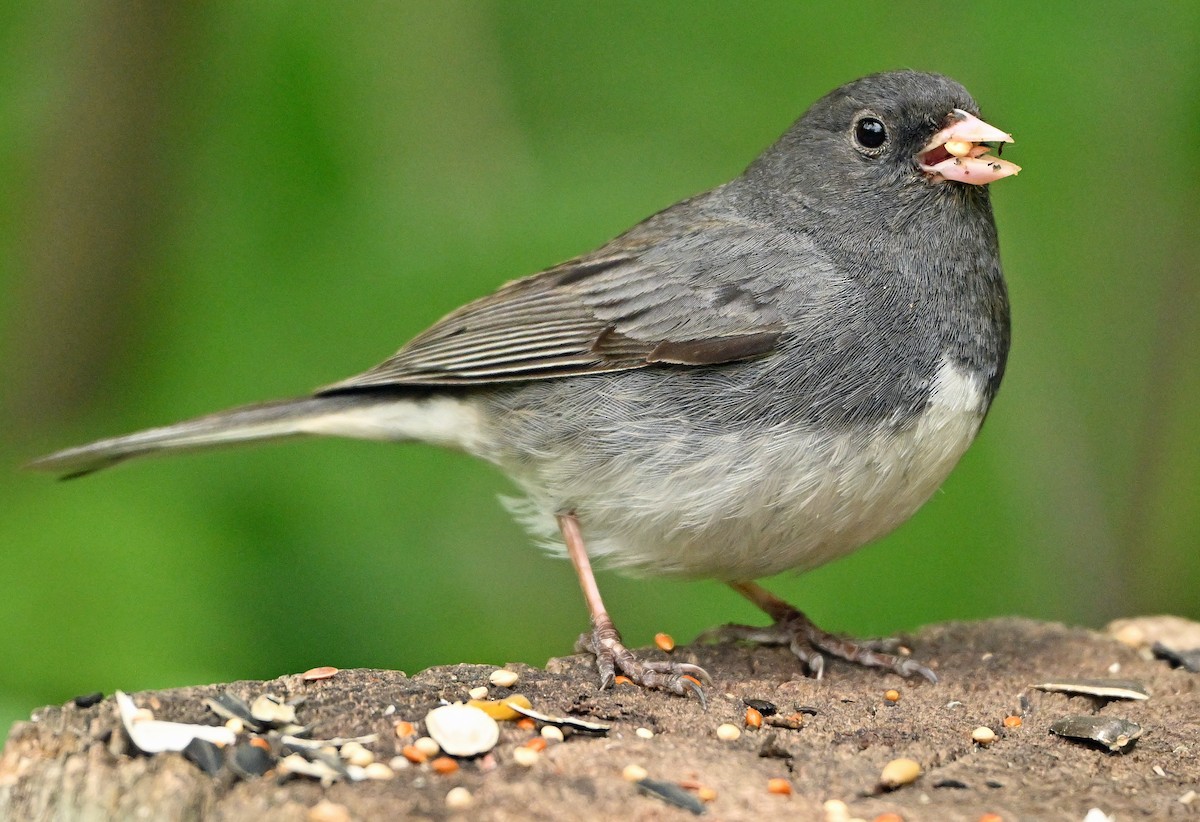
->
[2,3,1197,735]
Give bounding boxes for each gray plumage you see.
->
[31,71,1012,585]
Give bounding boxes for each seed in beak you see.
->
[944,140,974,158]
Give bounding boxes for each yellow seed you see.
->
[880,757,922,789]
[655,632,675,652]
[697,786,718,802]
[945,139,974,157]
[972,726,997,745]
[622,764,648,782]
[884,689,901,703]
[468,693,533,721]
[716,723,741,741]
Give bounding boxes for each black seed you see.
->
[742,698,778,717]
[933,778,969,789]
[230,743,275,778]
[636,778,706,815]
[72,692,104,709]
[1153,642,1200,672]
[183,738,224,776]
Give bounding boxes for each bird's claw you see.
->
[576,627,711,707]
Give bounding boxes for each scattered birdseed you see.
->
[512,745,539,767]
[306,799,351,822]
[767,777,792,795]
[115,691,236,754]
[879,757,922,790]
[489,669,520,688]
[742,698,778,717]
[445,787,474,810]
[300,666,338,682]
[622,764,649,782]
[250,694,297,726]
[1049,715,1142,753]
[468,686,489,700]
[764,713,804,730]
[1151,642,1200,673]
[394,720,416,739]
[971,726,997,745]
[823,798,850,822]
[340,741,374,767]
[884,689,901,703]
[425,704,499,757]
[745,707,763,729]
[636,727,654,739]
[655,632,676,652]
[229,743,274,779]
[362,762,394,780]
[401,745,427,765]
[637,777,705,815]
[414,736,441,758]
[469,694,533,721]
[1002,715,1022,728]
[431,756,458,775]
[72,692,104,709]
[505,703,612,734]
[540,725,564,743]
[1031,678,1149,700]
[716,723,741,741]
[182,737,224,775]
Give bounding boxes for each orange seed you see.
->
[767,777,792,795]
[654,632,675,652]
[884,689,901,703]
[401,744,427,764]
[745,707,763,729]
[430,756,458,775]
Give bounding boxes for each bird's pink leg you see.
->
[708,581,937,683]
[558,512,709,702]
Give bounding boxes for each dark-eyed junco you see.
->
[30,71,1019,699]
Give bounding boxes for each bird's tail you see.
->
[26,391,475,479]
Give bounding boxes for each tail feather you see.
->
[26,394,404,479]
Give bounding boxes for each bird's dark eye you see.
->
[853,116,887,150]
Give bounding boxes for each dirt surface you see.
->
[2,617,1197,821]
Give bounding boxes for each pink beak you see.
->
[918,109,1020,185]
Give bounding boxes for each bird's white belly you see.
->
[502,361,988,581]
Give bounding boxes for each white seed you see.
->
[224,717,244,734]
[945,140,974,157]
[425,703,499,757]
[880,757,922,788]
[822,798,851,822]
[250,694,297,725]
[540,725,564,743]
[468,686,489,700]
[622,764,648,782]
[716,723,741,741]
[340,741,375,767]
[307,799,352,822]
[489,669,520,688]
[635,727,654,739]
[972,726,997,745]
[512,745,539,767]
[362,762,395,780]
[445,787,474,810]
[414,736,441,757]
[389,755,412,770]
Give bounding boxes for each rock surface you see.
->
[2,617,1197,821]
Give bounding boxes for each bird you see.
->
[29,70,1019,700]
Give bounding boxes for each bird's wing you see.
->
[319,214,791,391]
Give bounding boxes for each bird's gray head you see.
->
[741,71,1018,215]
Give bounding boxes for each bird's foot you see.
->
[701,608,937,683]
[576,616,711,706]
